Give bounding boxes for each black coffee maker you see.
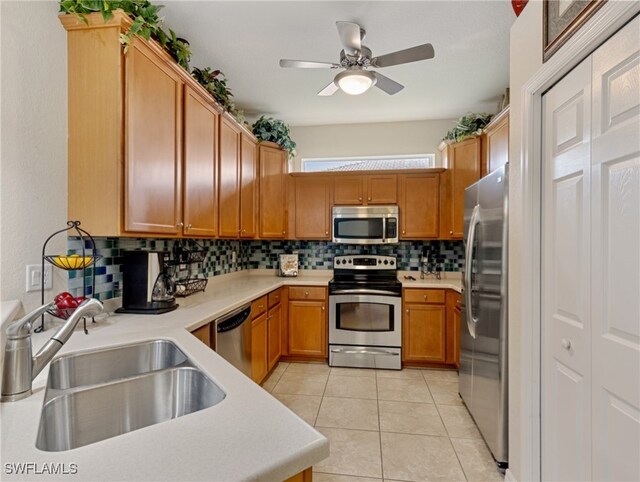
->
[116,251,178,314]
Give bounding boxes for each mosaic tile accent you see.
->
[66,237,463,301]
[247,240,464,272]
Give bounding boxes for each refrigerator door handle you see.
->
[464,204,480,338]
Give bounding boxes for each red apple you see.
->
[75,296,87,305]
[54,292,74,304]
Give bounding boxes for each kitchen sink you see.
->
[37,367,225,452]
[47,339,189,390]
[36,340,226,452]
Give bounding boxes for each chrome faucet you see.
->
[1,298,103,402]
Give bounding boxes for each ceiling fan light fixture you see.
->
[335,70,377,95]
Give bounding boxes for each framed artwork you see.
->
[543,0,606,62]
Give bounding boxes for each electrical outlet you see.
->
[26,265,52,292]
[231,251,237,263]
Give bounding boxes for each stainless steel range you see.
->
[328,255,402,370]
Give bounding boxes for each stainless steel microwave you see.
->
[332,206,399,244]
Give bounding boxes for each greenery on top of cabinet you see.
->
[443,113,494,143]
[252,116,297,158]
[191,67,246,125]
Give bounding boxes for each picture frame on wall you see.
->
[543,0,607,62]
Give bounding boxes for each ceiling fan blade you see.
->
[336,21,362,56]
[372,43,435,68]
[280,59,340,69]
[317,81,339,96]
[373,72,404,95]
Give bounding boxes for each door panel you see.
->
[259,146,287,238]
[334,176,363,205]
[294,176,331,239]
[183,86,217,237]
[125,41,182,234]
[590,16,640,482]
[399,174,439,239]
[218,117,241,237]
[542,56,592,481]
[367,175,397,204]
[240,135,257,238]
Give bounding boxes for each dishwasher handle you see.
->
[216,305,252,333]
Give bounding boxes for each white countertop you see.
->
[398,271,463,293]
[0,270,332,482]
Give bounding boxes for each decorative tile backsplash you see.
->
[66,237,463,301]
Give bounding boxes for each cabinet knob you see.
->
[402,230,406,234]
[304,291,309,297]
[322,306,325,311]
[325,231,329,235]
[368,197,372,201]
[561,338,572,350]
[423,294,428,300]
[449,230,454,235]
[176,222,184,228]
[242,229,245,233]
[187,224,192,229]
[282,231,286,235]
[358,197,362,201]
[406,308,409,313]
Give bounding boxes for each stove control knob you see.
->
[348,259,352,264]
[384,260,389,265]
[378,259,382,264]
[390,260,395,265]
[342,259,347,264]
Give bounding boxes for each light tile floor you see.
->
[262,362,505,482]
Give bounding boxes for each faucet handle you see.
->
[5,302,56,340]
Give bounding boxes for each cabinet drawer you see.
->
[268,288,282,307]
[403,289,446,304]
[289,286,326,301]
[251,295,268,318]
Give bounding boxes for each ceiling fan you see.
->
[279,21,435,96]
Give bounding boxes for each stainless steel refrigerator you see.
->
[460,163,508,468]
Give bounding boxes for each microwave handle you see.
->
[382,217,386,243]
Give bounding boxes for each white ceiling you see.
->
[161,1,515,126]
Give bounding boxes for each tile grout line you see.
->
[375,369,385,481]
[426,372,470,482]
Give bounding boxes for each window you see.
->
[300,154,436,173]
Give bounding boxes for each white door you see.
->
[542,15,640,482]
[590,16,640,482]
[542,56,592,482]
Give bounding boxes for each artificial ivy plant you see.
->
[443,113,494,143]
[58,0,192,70]
[191,67,246,125]
[252,116,297,158]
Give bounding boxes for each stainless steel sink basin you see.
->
[47,339,188,390]
[36,367,225,452]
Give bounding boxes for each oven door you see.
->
[332,216,386,244]
[329,293,402,347]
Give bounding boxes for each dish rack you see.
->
[40,220,102,333]
[171,240,208,297]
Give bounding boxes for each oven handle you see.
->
[331,348,399,356]
[330,289,400,296]
[382,217,386,243]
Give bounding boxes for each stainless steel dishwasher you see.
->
[214,304,252,377]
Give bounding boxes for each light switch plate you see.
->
[26,264,52,292]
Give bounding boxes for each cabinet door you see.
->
[251,312,268,383]
[399,174,440,239]
[191,323,211,348]
[367,175,397,204]
[183,86,218,237]
[449,138,481,238]
[294,176,331,239]
[446,291,461,367]
[267,303,282,371]
[125,41,182,234]
[218,116,241,237]
[259,145,288,238]
[240,135,257,238]
[288,301,327,357]
[485,112,509,175]
[403,304,446,363]
[334,176,363,205]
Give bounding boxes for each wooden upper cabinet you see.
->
[124,40,183,235]
[333,174,397,205]
[367,175,397,204]
[293,176,332,239]
[240,135,258,238]
[334,176,364,204]
[259,143,288,239]
[218,115,241,237]
[182,85,218,238]
[483,108,509,176]
[399,174,440,239]
[440,138,482,239]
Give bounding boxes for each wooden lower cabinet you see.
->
[191,323,212,348]
[445,290,462,367]
[285,467,313,482]
[287,286,327,359]
[403,304,446,363]
[251,312,268,383]
[267,299,282,371]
